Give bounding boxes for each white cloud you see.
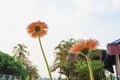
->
[68,0,120,25]
[71,0,95,25]
[95,0,120,13]
[111,0,120,12]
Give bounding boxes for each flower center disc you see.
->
[35,26,41,32]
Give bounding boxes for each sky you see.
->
[0,0,120,78]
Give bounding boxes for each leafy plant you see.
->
[0,51,26,80]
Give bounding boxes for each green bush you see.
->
[74,60,105,80]
[0,51,26,80]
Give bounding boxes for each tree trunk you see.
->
[29,73,32,80]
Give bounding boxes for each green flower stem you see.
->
[80,53,94,80]
[38,36,53,80]
[86,56,94,80]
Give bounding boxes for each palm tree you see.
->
[50,38,75,80]
[12,44,39,80]
[27,65,39,80]
[12,44,29,63]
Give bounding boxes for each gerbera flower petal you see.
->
[86,38,99,50]
[70,40,86,53]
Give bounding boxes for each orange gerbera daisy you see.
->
[70,38,99,53]
[70,40,86,53]
[27,21,48,38]
[86,38,99,50]
[26,20,52,80]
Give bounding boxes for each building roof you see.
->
[111,39,120,44]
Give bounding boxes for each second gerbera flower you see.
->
[70,38,99,53]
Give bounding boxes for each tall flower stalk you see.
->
[85,55,94,80]
[70,38,99,80]
[27,21,52,80]
[79,52,94,80]
[38,34,52,80]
